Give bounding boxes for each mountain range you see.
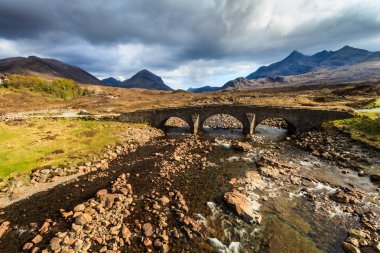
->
[1,46,380,92]
[191,46,380,92]
[0,56,173,91]
[227,46,380,90]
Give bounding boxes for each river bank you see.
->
[0,124,379,253]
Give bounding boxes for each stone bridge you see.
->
[118,105,353,135]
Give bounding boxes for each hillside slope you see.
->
[0,56,100,84]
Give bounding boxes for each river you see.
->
[165,124,379,253]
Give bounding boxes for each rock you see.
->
[23,242,34,250]
[342,242,361,253]
[374,241,380,252]
[96,189,108,198]
[110,225,121,235]
[348,229,370,240]
[50,237,61,252]
[75,213,92,225]
[121,225,132,244]
[39,221,51,234]
[143,238,152,247]
[74,239,83,251]
[231,142,254,152]
[161,243,170,253]
[259,166,280,179]
[11,180,24,188]
[41,169,51,174]
[160,196,170,206]
[32,234,43,244]
[142,223,154,237]
[61,249,75,253]
[224,190,262,223]
[31,247,40,253]
[330,190,361,204]
[82,240,91,251]
[73,204,86,212]
[0,221,10,239]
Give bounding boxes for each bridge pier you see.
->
[243,113,256,135]
[191,113,200,134]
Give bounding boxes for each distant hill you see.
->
[120,69,173,91]
[246,46,380,79]
[187,86,221,93]
[0,56,100,84]
[101,77,122,86]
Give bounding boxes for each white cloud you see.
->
[0,0,380,89]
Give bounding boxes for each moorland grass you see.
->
[329,112,380,148]
[0,118,141,181]
[362,98,380,109]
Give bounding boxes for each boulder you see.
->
[330,190,361,205]
[142,223,154,237]
[75,213,92,225]
[231,142,254,152]
[223,190,262,223]
[342,242,360,253]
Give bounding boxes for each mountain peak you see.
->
[290,50,302,55]
[287,50,304,59]
[137,69,152,74]
[336,45,369,54]
[340,45,355,51]
[122,69,173,91]
[101,77,122,86]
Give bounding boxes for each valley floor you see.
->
[0,82,379,253]
[0,126,378,253]
[1,82,379,115]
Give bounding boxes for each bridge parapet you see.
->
[118,105,353,135]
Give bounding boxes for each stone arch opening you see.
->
[202,114,243,133]
[255,117,296,137]
[162,117,190,133]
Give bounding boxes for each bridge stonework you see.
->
[118,105,353,135]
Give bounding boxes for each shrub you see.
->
[0,74,92,100]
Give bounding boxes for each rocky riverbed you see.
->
[0,123,379,253]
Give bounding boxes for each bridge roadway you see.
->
[118,105,353,135]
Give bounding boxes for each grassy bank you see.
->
[363,98,380,109]
[0,74,91,100]
[0,118,147,181]
[329,112,380,149]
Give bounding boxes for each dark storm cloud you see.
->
[0,0,380,88]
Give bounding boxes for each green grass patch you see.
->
[0,118,140,181]
[328,112,380,148]
[362,98,380,109]
[0,74,91,100]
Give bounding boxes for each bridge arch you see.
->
[199,112,252,134]
[157,116,193,130]
[162,116,191,130]
[254,117,296,135]
[202,113,243,131]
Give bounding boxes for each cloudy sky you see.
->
[1,0,380,89]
